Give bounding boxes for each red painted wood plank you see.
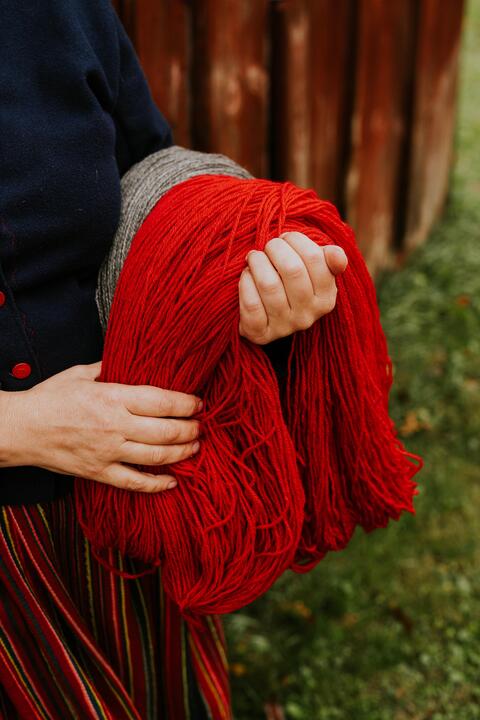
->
[271,0,355,206]
[346,0,418,272]
[404,0,465,252]
[133,0,191,147]
[309,0,356,206]
[192,0,270,178]
[270,0,313,187]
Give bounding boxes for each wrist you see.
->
[0,389,34,467]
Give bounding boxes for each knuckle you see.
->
[257,278,280,295]
[85,463,105,480]
[243,299,264,315]
[241,317,267,337]
[188,397,200,416]
[182,444,195,459]
[294,313,315,331]
[304,248,324,265]
[283,261,305,279]
[152,482,170,493]
[125,474,149,493]
[323,288,338,312]
[242,326,270,344]
[282,230,307,242]
[158,398,174,417]
[155,390,174,416]
[150,447,167,465]
[103,385,122,407]
[247,320,268,336]
[96,467,110,484]
[264,238,283,253]
[164,424,181,444]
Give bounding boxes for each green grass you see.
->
[225,2,480,718]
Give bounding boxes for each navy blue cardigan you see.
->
[0,1,290,507]
[0,1,173,505]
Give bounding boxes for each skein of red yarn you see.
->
[75,174,421,615]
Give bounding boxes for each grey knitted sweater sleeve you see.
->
[96,144,252,331]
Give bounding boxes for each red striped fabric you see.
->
[0,494,232,719]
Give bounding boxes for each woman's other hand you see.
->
[239,231,348,345]
[0,362,202,493]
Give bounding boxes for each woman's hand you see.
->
[0,362,202,493]
[239,231,348,345]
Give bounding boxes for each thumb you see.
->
[323,245,348,276]
[82,360,103,380]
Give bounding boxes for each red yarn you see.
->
[75,175,421,615]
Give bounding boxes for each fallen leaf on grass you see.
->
[399,410,432,437]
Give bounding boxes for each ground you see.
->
[225,2,480,718]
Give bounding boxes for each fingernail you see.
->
[192,441,200,454]
[167,480,177,489]
[197,400,203,412]
[245,250,256,262]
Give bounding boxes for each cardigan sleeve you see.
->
[112,13,174,177]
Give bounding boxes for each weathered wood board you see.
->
[112,0,465,273]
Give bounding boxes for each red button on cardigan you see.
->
[0,291,5,306]
[11,362,32,379]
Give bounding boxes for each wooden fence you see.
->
[113,0,465,274]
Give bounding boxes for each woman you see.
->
[0,1,346,717]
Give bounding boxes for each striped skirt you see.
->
[0,494,232,719]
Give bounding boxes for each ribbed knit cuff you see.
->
[96,145,252,331]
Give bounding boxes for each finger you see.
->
[238,268,268,339]
[323,245,348,276]
[121,385,202,418]
[99,464,177,493]
[119,440,200,467]
[246,249,289,317]
[125,416,201,445]
[263,237,314,310]
[280,231,333,295]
